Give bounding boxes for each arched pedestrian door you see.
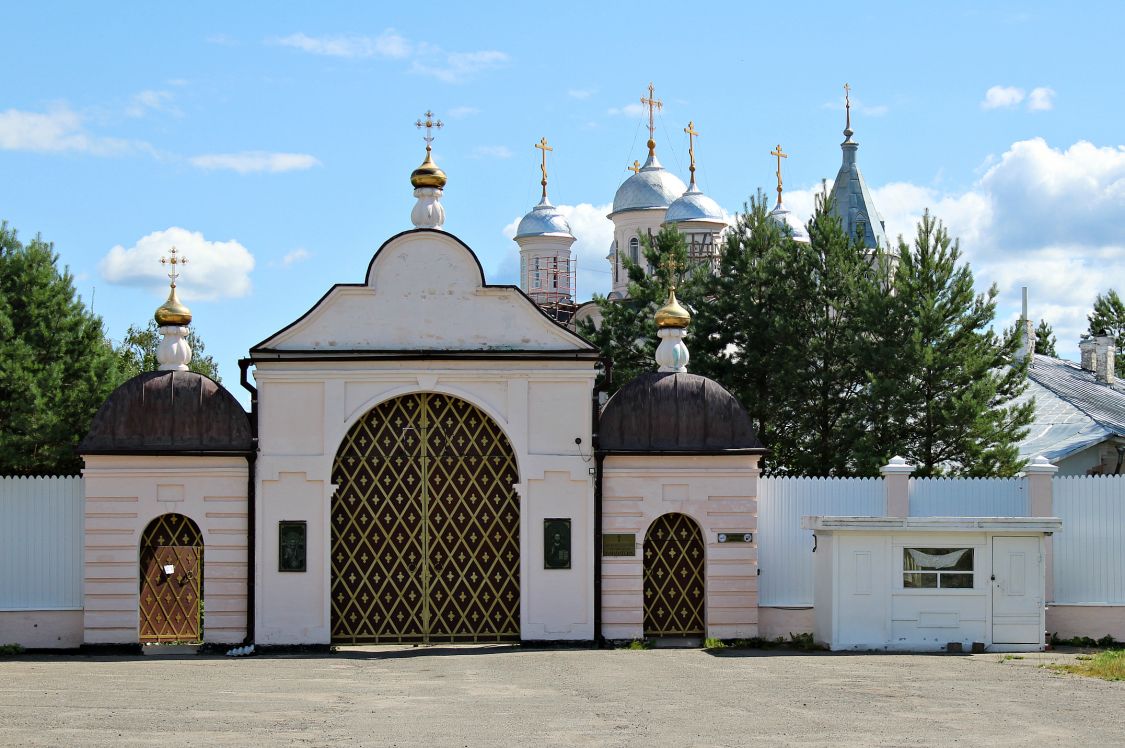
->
[331,392,520,643]
[643,513,705,637]
[139,513,203,642]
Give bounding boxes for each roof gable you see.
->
[252,229,596,356]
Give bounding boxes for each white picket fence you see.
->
[757,476,884,606]
[909,477,1027,517]
[1053,475,1125,605]
[0,476,84,610]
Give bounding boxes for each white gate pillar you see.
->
[880,456,914,517]
[1025,456,1058,602]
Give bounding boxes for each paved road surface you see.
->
[0,646,1121,746]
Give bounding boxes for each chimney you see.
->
[1015,287,1035,363]
[1095,334,1116,384]
[1080,335,1097,372]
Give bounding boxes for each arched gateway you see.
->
[139,513,204,642]
[330,393,520,643]
[643,513,706,637]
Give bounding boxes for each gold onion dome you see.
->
[655,288,691,329]
[410,149,447,189]
[154,285,192,326]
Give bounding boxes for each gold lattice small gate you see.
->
[643,513,705,637]
[139,513,203,643]
[331,393,520,643]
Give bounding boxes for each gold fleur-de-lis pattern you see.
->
[139,513,203,643]
[330,393,520,643]
[643,513,705,637]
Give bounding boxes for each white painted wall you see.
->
[1053,475,1125,604]
[909,478,1027,517]
[601,454,760,641]
[609,211,664,297]
[0,476,83,611]
[81,455,249,645]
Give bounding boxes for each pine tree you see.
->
[0,222,121,474]
[872,212,1033,476]
[1035,319,1058,358]
[1087,289,1125,377]
[114,320,222,382]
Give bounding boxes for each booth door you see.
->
[643,513,705,637]
[139,514,203,643]
[992,536,1041,644]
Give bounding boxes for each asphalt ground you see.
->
[0,646,1121,746]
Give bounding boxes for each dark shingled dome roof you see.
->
[598,372,765,454]
[80,371,253,455]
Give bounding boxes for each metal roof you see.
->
[1016,354,1125,462]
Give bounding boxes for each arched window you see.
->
[629,237,640,265]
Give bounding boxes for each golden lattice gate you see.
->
[331,393,520,643]
[643,513,705,637]
[139,513,203,643]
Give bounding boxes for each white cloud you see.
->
[189,151,321,173]
[100,227,255,301]
[126,89,179,118]
[502,203,615,297]
[1027,86,1055,111]
[272,30,506,83]
[280,248,311,267]
[410,47,508,83]
[471,145,512,159]
[981,85,1025,109]
[607,102,645,118]
[568,89,594,100]
[0,105,132,155]
[271,30,411,59]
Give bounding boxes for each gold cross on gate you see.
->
[535,137,553,199]
[659,254,683,290]
[159,246,187,287]
[627,160,641,174]
[415,110,443,151]
[771,143,788,202]
[640,82,662,145]
[684,121,699,182]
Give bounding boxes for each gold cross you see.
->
[843,83,852,131]
[415,110,443,151]
[684,121,699,185]
[535,137,553,199]
[159,246,187,287]
[640,82,662,151]
[771,144,788,203]
[659,253,683,290]
[627,160,641,174]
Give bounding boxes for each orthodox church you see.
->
[72,85,895,648]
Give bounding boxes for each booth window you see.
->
[903,547,973,589]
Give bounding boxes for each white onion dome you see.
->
[769,201,810,243]
[665,188,725,224]
[610,151,687,216]
[515,196,573,239]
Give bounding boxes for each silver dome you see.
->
[769,201,810,243]
[610,153,687,215]
[665,189,725,224]
[515,197,573,238]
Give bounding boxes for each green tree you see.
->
[1087,289,1125,377]
[114,320,221,382]
[1035,319,1058,358]
[869,212,1032,476]
[0,222,121,475]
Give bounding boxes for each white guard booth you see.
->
[803,516,1062,652]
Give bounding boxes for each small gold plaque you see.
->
[602,533,636,557]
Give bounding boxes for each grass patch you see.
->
[998,654,1025,662]
[708,632,824,651]
[0,643,25,655]
[703,637,725,650]
[1049,633,1121,648]
[1049,649,1125,681]
[624,639,651,650]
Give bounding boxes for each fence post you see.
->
[880,456,914,517]
[1024,455,1058,602]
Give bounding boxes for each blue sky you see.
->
[3,2,1124,402]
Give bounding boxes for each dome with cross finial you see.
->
[610,151,687,216]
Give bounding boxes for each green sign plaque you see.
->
[279,521,307,572]
[544,518,571,569]
[602,533,637,557]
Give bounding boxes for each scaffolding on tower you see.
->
[521,254,578,324]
